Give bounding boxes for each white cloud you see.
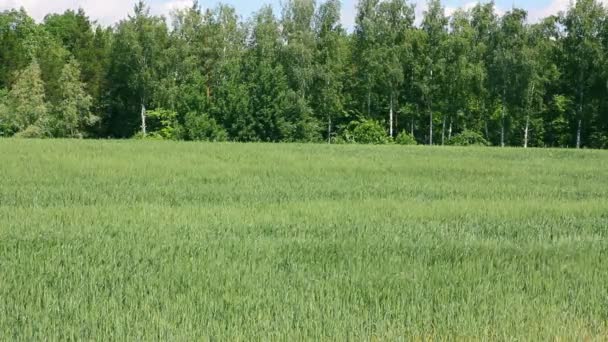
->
[1,0,605,28]
[527,0,608,22]
[0,0,135,24]
[445,1,478,18]
[414,1,426,26]
[0,0,193,25]
[154,0,192,15]
[528,0,570,22]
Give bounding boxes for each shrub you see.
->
[14,125,45,139]
[147,108,181,140]
[448,130,490,146]
[395,131,418,145]
[338,119,389,145]
[184,112,228,142]
[132,131,165,140]
[588,133,608,149]
[0,89,12,137]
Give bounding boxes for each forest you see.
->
[0,0,607,148]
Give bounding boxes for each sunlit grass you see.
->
[1,139,607,339]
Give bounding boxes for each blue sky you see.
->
[0,0,574,27]
[153,0,566,26]
[177,0,556,16]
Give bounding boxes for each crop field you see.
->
[0,139,607,339]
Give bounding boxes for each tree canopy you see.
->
[1,0,607,148]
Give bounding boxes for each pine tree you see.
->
[243,6,291,142]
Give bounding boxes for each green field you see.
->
[1,140,607,339]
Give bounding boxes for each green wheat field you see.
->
[1,139,607,340]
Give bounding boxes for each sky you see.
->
[0,0,580,28]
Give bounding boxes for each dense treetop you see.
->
[1,0,607,148]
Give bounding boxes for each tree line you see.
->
[1,0,607,148]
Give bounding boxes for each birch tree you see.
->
[353,0,378,120]
[313,0,348,142]
[377,0,414,138]
[561,0,605,148]
[421,0,448,145]
[9,61,48,136]
[107,1,168,137]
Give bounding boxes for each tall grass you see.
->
[1,139,607,339]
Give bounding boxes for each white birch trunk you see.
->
[448,119,453,141]
[441,116,446,145]
[484,121,489,141]
[389,94,394,138]
[326,79,331,144]
[429,70,433,146]
[411,118,414,137]
[576,119,582,149]
[141,103,147,136]
[524,115,529,148]
[328,116,332,144]
[367,88,371,116]
[524,84,534,149]
[429,107,433,146]
[501,103,505,148]
[577,78,584,149]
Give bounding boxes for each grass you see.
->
[0,139,607,340]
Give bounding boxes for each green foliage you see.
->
[2,1,608,147]
[448,130,490,146]
[394,130,418,145]
[53,58,97,138]
[106,1,169,137]
[243,6,292,142]
[589,132,608,149]
[13,124,45,138]
[146,108,181,140]
[548,94,573,147]
[8,61,49,137]
[312,0,348,139]
[337,119,389,144]
[283,91,322,142]
[0,88,11,136]
[184,112,228,142]
[62,24,111,135]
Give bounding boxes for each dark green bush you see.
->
[146,109,181,140]
[184,112,228,142]
[14,125,46,139]
[447,130,490,146]
[337,119,389,145]
[395,131,418,145]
